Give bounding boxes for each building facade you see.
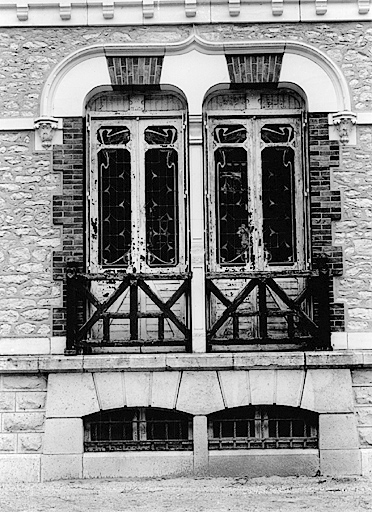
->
[0,0,372,481]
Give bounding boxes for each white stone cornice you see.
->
[2,0,372,26]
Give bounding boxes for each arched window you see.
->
[208,406,318,450]
[84,408,193,451]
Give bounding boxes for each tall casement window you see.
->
[84,90,188,345]
[204,88,310,345]
[205,88,308,272]
[87,91,187,274]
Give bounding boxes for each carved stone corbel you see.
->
[185,0,196,17]
[229,0,241,17]
[143,0,155,18]
[358,0,370,13]
[315,0,327,14]
[34,118,59,150]
[272,0,284,16]
[102,1,114,19]
[17,3,29,21]
[331,111,357,145]
[59,2,71,20]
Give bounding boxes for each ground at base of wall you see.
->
[1,476,372,511]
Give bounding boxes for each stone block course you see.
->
[320,449,361,476]
[2,375,47,390]
[42,454,83,481]
[176,371,224,415]
[2,412,45,432]
[301,369,354,413]
[319,414,359,450]
[0,433,16,452]
[17,433,43,453]
[0,454,41,482]
[16,392,46,411]
[43,418,83,454]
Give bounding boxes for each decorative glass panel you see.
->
[145,148,178,266]
[261,123,295,263]
[145,126,177,145]
[261,124,295,144]
[97,126,130,145]
[214,125,246,144]
[216,147,251,265]
[99,148,131,267]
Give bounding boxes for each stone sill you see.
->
[0,350,371,374]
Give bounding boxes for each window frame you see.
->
[87,110,188,275]
[205,94,309,273]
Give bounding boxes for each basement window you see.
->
[208,406,318,450]
[84,408,193,452]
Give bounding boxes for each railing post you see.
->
[314,257,331,350]
[65,261,79,355]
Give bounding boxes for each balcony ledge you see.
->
[0,350,369,374]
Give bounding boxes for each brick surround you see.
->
[51,113,345,337]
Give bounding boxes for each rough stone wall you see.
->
[333,127,372,332]
[0,374,46,455]
[0,131,61,338]
[352,370,372,452]
[0,22,372,334]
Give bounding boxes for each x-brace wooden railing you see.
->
[65,264,191,354]
[206,267,331,350]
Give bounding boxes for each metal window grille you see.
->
[84,408,193,452]
[208,406,318,450]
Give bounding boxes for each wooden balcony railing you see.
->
[65,264,191,354]
[206,265,331,351]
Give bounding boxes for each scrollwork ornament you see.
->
[332,111,357,145]
[34,118,59,150]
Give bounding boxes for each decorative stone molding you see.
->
[102,0,114,19]
[272,0,284,15]
[358,0,370,13]
[331,111,357,145]
[315,0,327,14]
[229,0,240,16]
[185,0,196,17]
[59,2,71,20]
[143,0,155,18]
[34,118,59,150]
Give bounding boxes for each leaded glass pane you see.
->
[97,126,130,145]
[216,147,251,265]
[262,146,295,263]
[99,148,131,267]
[214,125,247,144]
[145,148,178,266]
[145,126,177,145]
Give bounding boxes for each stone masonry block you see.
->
[42,454,83,481]
[16,392,46,411]
[320,450,361,476]
[355,407,372,426]
[0,455,41,482]
[218,371,250,408]
[319,414,359,450]
[2,375,47,391]
[46,373,99,418]
[354,387,372,405]
[301,369,354,413]
[93,372,125,411]
[18,433,43,453]
[176,371,224,415]
[249,370,276,405]
[360,448,372,476]
[0,392,15,411]
[151,372,181,410]
[193,416,208,475]
[275,370,305,407]
[3,412,45,432]
[124,372,152,408]
[358,427,372,447]
[0,434,16,452]
[44,418,83,455]
[352,370,372,386]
